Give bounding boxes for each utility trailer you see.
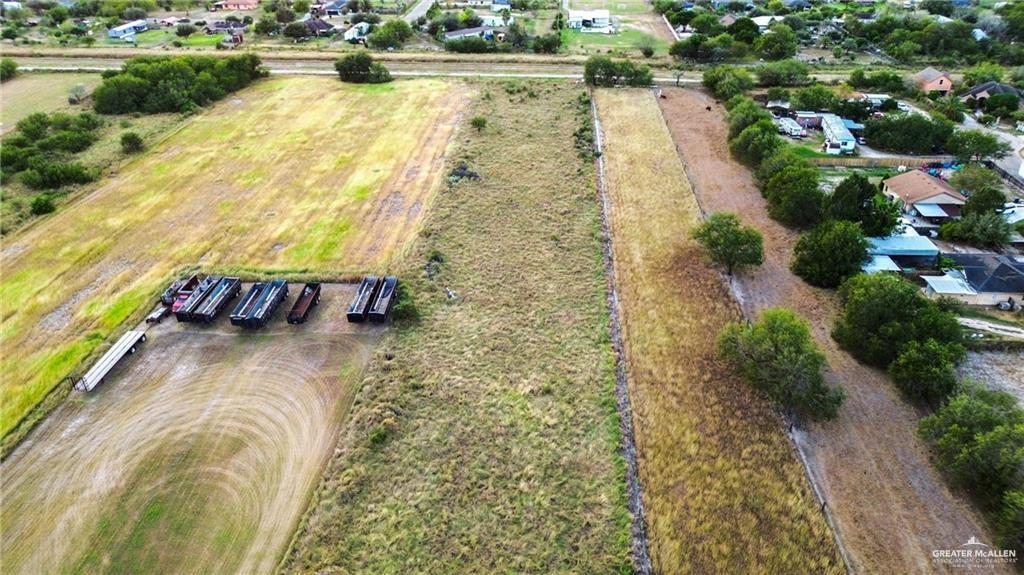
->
[145,304,171,324]
[230,280,289,328]
[347,276,381,323]
[287,283,321,324]
[161,274,199,305]
[368,276,398,323]
[74,330,147,391]
[192,276,241,323]
[174,275,221,322]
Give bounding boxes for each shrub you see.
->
[531,33,560,54]
[729,119,781,168]
[984,93,1019,117]
[718,308,844,421]
[791,220,869,288]
[121,131,144,154]
[756,59,809,87]
[20,159,96,189]
[37,129,97,153]
[445,37,494,53]
[470,116,487,132]
[29,195,56,216]
[367,19,413,49]
[888,339,963,405]
[691,212,764,275]
[583,56,652,87]
[391,281,419,322]
[702,65,753,99]
[176,23,197,37]
[766,165,823,229]
[0,58,17,82]
[334,52,393,84]
[833,273,962,368]
[940,212,1013,249]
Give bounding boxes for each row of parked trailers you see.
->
[156,274,322,328]
[347,275,398,323]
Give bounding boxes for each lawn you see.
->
[0,77,464,440]
[595,89,842,574]
[570,0,650,14]
[0,72,102,134]
[561,27,669,56]
[283,81,632,573]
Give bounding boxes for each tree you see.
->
[791,220,868,288]
[792,84,837,111]
[888,339,963,406]
[531,33,560,54]
[282,21,309,40]
[30,195,56,216]
[963,61,1005,87]
[718,308,844,421]
[0,58,17,82]
[470,116,487,132]
[691,212,764,275]
[833,273,962,368]
[702,65,753,99]
[254,17,280,35]
[690,13,723,36]
[176,23,197,37]
[729,120,782,168]
[636,36,655,58]
[756,146,811,186]
[293,0,311,13]
[367,19,414,49]
[825,173,899,236]
[276,6,296,23]
[727,97,772,139]
[946,130,1013,164]
[334,52,392,84]
[583,56,652,87]
[765,165,823,228]
[755,24,797,61]
[932,95,966,123]
[120,131,144,153]
[950,165,1002,195]
[940,212,1013,249]
[984,93,1020,117]
[962,186,1007,217]
[864,114,953,154]
[756,59,809,87]
[727,17,759,44]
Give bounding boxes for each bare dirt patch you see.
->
[959,350,1024,405]
[2,284,380,575]
[658,87,1005,574]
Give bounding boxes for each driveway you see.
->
[404,0,435,23]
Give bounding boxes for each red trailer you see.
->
[287,283,321,324]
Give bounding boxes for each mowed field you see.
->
[0,77,464,439]
[2,286,378,574]
[595,89,842,573]
[0,72,101,134]
[283,81,631,573]
[658,88,1001,574]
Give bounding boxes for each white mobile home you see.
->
[567,9,612,32]
[776,117,806,138]
[107,19,148,39]
[821,113,856,155]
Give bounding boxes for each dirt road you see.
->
[658,88,1005,574]
[1,285,378,575]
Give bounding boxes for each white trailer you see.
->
[74,330,147,392]
[776,117,807,138]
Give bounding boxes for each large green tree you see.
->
[718,308,845,421]
[691,212,764,275]
[755,24,797,60]
[824,173,899,236]
[888,338,964,406]
[962,186,1008,217]
[765,165,823,228]
[791,220,869,288]
[946,130,1013,164]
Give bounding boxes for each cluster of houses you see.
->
[767,101,862,156]
[862,168,1024,309]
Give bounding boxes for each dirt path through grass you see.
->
[596,88,841,574]
[658,87,1003,574]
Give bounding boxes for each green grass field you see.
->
[283,81,632,573]
[0,72,102,134]
[0,77,463,440]
[561,27,669,56]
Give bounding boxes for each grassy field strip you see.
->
[0,77,463,438]
[0,72,101,134]
[595,89,842,574]
[283,81,631,573]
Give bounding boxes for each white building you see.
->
[343,21,370,42]
[567,9,612,32]
[820,114,856,155]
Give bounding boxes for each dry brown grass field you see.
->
[0,72,101,134]
[595,88,842,574]
[1,286,377,575]
[658,87,1002,574]
[1,77,463,442]
[283,80,631,573]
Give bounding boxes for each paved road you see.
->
[404,0,435,24]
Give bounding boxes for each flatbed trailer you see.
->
[287,283,321,324]
[193,276,241,323]
[174,275,221,322]
[145,304,170,324]
[347,276,381,323]
[368,276,397,323]
[247,279,288,328]
[74,330,147,392]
